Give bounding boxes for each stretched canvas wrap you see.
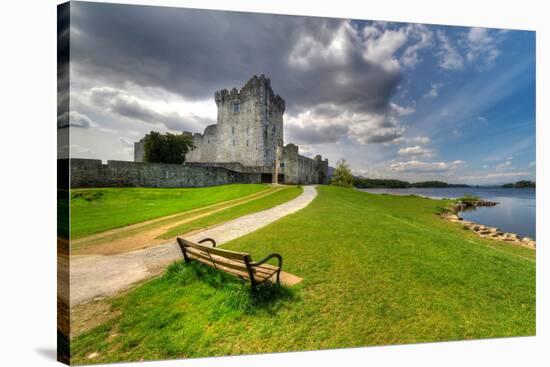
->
[57,1,536,365]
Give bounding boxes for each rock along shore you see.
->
[442,209,536,249]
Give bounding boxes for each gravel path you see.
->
[68,185,317,306]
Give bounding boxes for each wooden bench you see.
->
[176,237,283,288]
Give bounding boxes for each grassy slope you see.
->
[159,186,303,239]
[70,184,269,239]
[72,186,535,364]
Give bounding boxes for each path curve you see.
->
[68,185,317,306]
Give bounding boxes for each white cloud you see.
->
[362,23,433,72]
[390,159,463,173]
[400,24,434,68]
[69,111,92,128]
[362,26,408,72]
[477,116,486,121]
[410,136,430,144]
[464,27,501,69]
[398,145,434,157]
[424,82,443,98]
[436,30,464,70]
[389,102,415,116]
[496,160,512,170]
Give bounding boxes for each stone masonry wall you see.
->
[185,75,285,167]
[70,158,261,188]
[282,143,329,185]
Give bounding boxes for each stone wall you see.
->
[282,144,329,185]
[69,158,261,188]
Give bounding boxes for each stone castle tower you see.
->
[135,75,329,185]
[185,75,285,167]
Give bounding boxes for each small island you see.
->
[502,180,536,188]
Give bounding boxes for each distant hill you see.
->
[502,180,535,188]
[353,177,470,189]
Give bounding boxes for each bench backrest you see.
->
[177,238,254,278]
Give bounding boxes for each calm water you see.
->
[358,187,536,239]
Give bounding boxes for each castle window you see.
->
[233,102,240,113]
[280,162,284,168]
[232,126,235,134]
[246,140,249,146]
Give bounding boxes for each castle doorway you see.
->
[261,173,272,183]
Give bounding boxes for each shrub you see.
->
[331,159,353,188]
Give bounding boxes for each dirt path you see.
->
[68,186,317,306]
[72,187,279,254]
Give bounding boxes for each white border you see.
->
[0,0,547,366]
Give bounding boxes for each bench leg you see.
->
[176,238,191,263]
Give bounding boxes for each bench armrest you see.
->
[249,253,283,269]
[198,238,217,247]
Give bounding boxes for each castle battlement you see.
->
[214,74,285,112]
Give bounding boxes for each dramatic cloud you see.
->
[362,23,433,71]
[70,3,433,146]
[88,87,213,132]
[64,2,534,185]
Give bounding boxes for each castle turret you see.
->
[212,74,285,167]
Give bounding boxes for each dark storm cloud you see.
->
[287,124,349,144]
[70,2,403,143]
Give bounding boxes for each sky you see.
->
[63,1,536,185]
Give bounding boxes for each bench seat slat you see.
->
[189,254,276,282]
[186,249,277,280]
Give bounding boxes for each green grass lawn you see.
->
[159,186,303,239]
[71,186,535,364]
[70,184,269,239]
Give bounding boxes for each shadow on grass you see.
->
[165,261,296,315]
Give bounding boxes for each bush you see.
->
[143,131,196,164]
[331,159,353,188]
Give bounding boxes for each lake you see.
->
[358,187,536,239]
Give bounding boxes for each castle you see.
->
[134,75,328,185]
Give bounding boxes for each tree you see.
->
[143,131,196,164]
[331,159,353,188]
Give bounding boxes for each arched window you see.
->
[233,102,240,113]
